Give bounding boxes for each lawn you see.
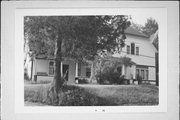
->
[78,84,158,105]
[24,83,159,106]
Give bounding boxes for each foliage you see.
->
[143,17,158,36]
[57,85,109,106]
[96,70,125,84]
[131,22,144,33]
[24,68,29,80]
[78,78,89,84]
[24,16,131,61]
[94,56,134,84]
[131,17,158,37]
[24,16,131,90]
[143,17,159,51]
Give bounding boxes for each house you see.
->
[24,26,158,84]
[113,27,157,84]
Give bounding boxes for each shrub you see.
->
[96,70,125,85]
[78,78,89,84]
[24,68,30,81]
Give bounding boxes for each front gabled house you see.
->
[24,26,158,84]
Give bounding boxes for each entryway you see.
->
[63,64,69,81]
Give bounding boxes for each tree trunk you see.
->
[90,61,96,83]
[46,37,63,105]
[53,37,63,91]
[155,53,159,86]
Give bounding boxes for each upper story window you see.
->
[127,43,139,56]
[131,43,135,55]
[136,46,139,55]
[127,45,130,54]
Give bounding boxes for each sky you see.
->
[130,14,160,26]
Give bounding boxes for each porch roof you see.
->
[97,56,136,65]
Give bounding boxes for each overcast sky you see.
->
[130,14,159,26]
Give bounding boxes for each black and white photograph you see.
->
[1,1,179,120]
[24,15,159,106]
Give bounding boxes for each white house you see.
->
[113,27,157,84]
[24,26,157,84]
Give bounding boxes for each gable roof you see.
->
[125,27,149,38]
[150,30,158,43]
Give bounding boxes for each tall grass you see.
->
[24,84,159,106]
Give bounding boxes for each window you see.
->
[136,46,139,55]
[127,45,130,54]
[49,61,54,75]
[141,70,144,79]
[136,69,140,77]
[86,67,91,78]
[136,65,149,80]
[145,70,149,80]
[131,43,135,55]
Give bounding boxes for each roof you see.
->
[100,56,136,65]
[125,27,149,38]
[150,30,158,43]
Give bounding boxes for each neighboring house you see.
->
[24,26,158,84]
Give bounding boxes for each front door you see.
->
[63,64,69,81]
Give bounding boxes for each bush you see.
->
[58,85,100,106]
[94,57,131,85]
[96,70,125,85]
[78,78,89,84]
[24,72,29,81]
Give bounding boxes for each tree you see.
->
[131,22,144,33]
[143,17,158,36]
[24,16,131,103]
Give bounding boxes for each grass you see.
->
[24,84,50,104]
[78,84,158,105]
[24,79,51,84]
[24,83,159,106]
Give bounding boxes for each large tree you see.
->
[143,17,159,36]
[24,16,131,103]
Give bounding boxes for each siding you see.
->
[36,59,49,74]
[33,59,77,84]
[113,34,156,66]
[149,67,156,80]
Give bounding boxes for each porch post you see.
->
[122,65,125,75]
[75,62,78,78]
[132,65,136,79]
[60,62,63,78]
